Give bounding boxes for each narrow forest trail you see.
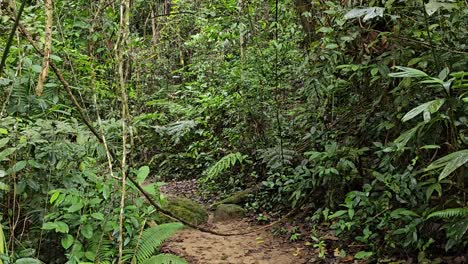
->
[163,216,308,264]
[160,181,310,264]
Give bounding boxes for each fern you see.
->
[140,254,188,264]
[133,223,184,263]
[200,152,247,183]
[427,208,468,219]
[153,120,197,144]
[258,146,296,170]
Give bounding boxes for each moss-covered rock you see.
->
[213,204,246,222]
[211,186,259,208]
[154,196,209,225]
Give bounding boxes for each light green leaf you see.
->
[81,224,93,239]
[50,54,62,62]
[85,251,96,261]
[426,150,465,170]
[390,208,419,218]
[136,166,150,184]
[41,222,57,230]
[0,182,9,191]
[0,147,16,161]
[0,128,8,135]
[67,202,83,213]
[31,65,43,73]
[401,99,445,122]
[328,210,347,219]
[61,234,74,249]
[344,7,384,22]
[55,222,69,233]
[0,138,9,148]
[438,154,468,181]
[11,160,28,173]
[14,258,42,264]
[49,191,60,204]
[389,66,428,78]
[354,251,373,259]
[91,212,104,220]
[425,1,458,16]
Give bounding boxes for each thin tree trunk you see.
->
[117,0,130,262]
[35,0,52,96]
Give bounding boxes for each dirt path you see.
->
[160,180,309,264]
[163,215,308,264]
[161,180,307,264]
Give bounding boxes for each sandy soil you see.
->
[163,216,309,264]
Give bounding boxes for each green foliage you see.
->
[132,223,184,264]
[201,152,248,183]
[1,0,467,261]
[139,254,187,264]
[427,208,468,219]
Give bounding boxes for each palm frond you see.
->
[134,223,184,263]
[201,152,247,183]
[427,208,468,219]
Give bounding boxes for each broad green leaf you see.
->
[50,191,60,204]
[426,150,465,170]
[390,208,419,218]
[0,147,16,161]
[61,234,74,249]
[85,251,96,261]
[401,99,445,122]
[354,251,373,259]
[42,222,59,231]
[0,78,11,86]
[0,182,8,191]
[81,224,93,239]
[425,1,458,16]
[438,154,468,181]
[420,145,440,150]
[344,7,384,22]
[328,210,347,219]
[91,212,104,220]
[14,258,42,264]
[50,54,62,62]
[426,183,442,200]
[11,160,28,173]
[136,166,150,184]
[55,222,69,233]
[0,128,8,135]
[143,183,157,196]
[0,138,9,148]
[389,66,428,78]
[30,65,43,73]
[67,202,83,213]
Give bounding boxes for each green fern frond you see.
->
[427,208,468,219]
[139,254,188,264]
[201,152,247,183]
[134,223,184,263]
[259,147,296,170]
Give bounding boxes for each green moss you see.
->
[213,204,246,222]
[211,186,258,208]
[153,196,208,225]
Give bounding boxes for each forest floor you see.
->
[160,180,312,264]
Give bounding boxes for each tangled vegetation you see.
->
[0,0,467,263]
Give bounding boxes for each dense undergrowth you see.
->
[0,0,467,263]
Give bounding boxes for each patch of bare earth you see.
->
[162,216,308,264]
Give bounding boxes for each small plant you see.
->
[256,213,269,223]
[311,236,327,259]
